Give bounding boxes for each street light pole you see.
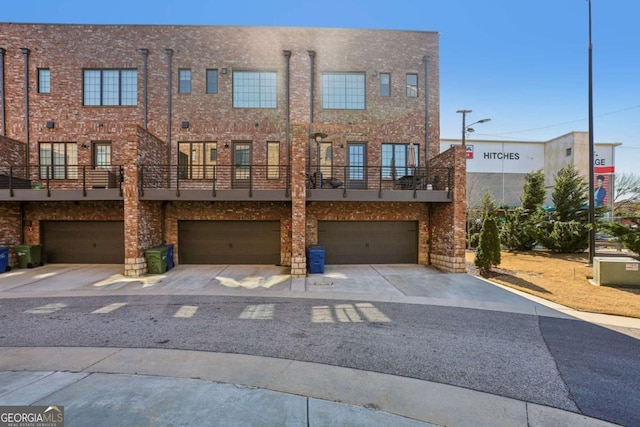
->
[457,109,472,146]
[588,0,596,266]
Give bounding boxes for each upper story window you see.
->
[233,71,277,108]
[38,68,50,94]
[206,69,218,94]
[39,142,78,179]
[179,69,191,94]
[83,69,137,106]
[178,141,217,179]
[381,143,419,179]
[267,141,280,179]
[406,74,418,98]
[379,73,390,97]
[322,73,365,110]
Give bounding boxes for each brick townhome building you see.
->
[0,24,466,277]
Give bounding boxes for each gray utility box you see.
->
[593,257,640,287]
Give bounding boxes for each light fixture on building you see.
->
[181,121,189,129]
[309,132,328,189]
[221,68,228,74]
[224,142,229,149]
[46,121,54,129]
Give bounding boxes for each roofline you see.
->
[0,22,440,35]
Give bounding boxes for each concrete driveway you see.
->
[0,263,573,318]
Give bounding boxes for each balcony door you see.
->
[347,142,366,189]
[233,142,252,189]
[92,142,112,170]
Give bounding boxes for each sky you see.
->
[3,0,639,175]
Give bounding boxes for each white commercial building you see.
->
[441,131,620,209]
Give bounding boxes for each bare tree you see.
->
[614,173,640,214]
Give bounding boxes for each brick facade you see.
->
[0,24,467,276]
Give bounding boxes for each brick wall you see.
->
[429,146,467,272]
[0,202,22,267]
[0,135,24,167]
[0,24,453,276]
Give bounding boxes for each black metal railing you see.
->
[139,165,291,197]
[306,166,452,193]
[0,165,124,197]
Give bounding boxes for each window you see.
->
[38,68,50,94]
[379,73,390,97]
[322,73,365,109]
[206,69,218,94]
[233,71,276,108]
[267,142,280,179]
[178,142,217,179]
[319,142,333,178]
[39,142,78,179]
[381,143,419,179]
[406,74,418,98]
[179,69,191,94]
[92,142,112,168]
[566,147,572,156]
[83,69,137,106]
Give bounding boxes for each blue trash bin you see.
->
[161,244,175,270]
[0,246,9,273]
[307,245,326,274]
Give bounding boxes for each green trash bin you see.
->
[145,246,168,274]
[13,244,42,269]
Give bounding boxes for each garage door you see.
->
[178,220,280,264]
[318,221,417,264]
[42,221,124,263]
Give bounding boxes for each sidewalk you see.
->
[0,347,619,427]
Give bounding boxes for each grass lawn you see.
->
[465,250,640,319]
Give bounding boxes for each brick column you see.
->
[122,124,145,277]
[290,125,308,277]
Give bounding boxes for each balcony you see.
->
[306,166,452,202]
[138,165,452,202]
[139,165,291,201]
[0,165,123,201]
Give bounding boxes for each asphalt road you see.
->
[0,295,638,426]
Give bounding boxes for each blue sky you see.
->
[4,0,639,175]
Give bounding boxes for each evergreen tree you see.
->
[475,191,501,274]
[603,216,640,255]
[501,170,546,251]
[533,164,590,252]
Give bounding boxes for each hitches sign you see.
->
[449,142,544,173]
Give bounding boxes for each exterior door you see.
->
[93,142,112,169]
[347,143,366,189]
[42,221,124,263]
[178,220,280,264]
[318,221,418,264]
[233,142,251,189]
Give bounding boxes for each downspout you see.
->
[140,48,149,130]
[308,50,316,173]
[422,56,429,175]
[0,48,6,136]
[21,48,30,177]
[165,49,173,187]
[20,203,25,245]
[428,202,433,265]
[283,50,292,198]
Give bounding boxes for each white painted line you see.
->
[92,303,128,314]
[25,303,67,314]
[356,303,392,322]
[239,304,275,320]
[174,305,198,318]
